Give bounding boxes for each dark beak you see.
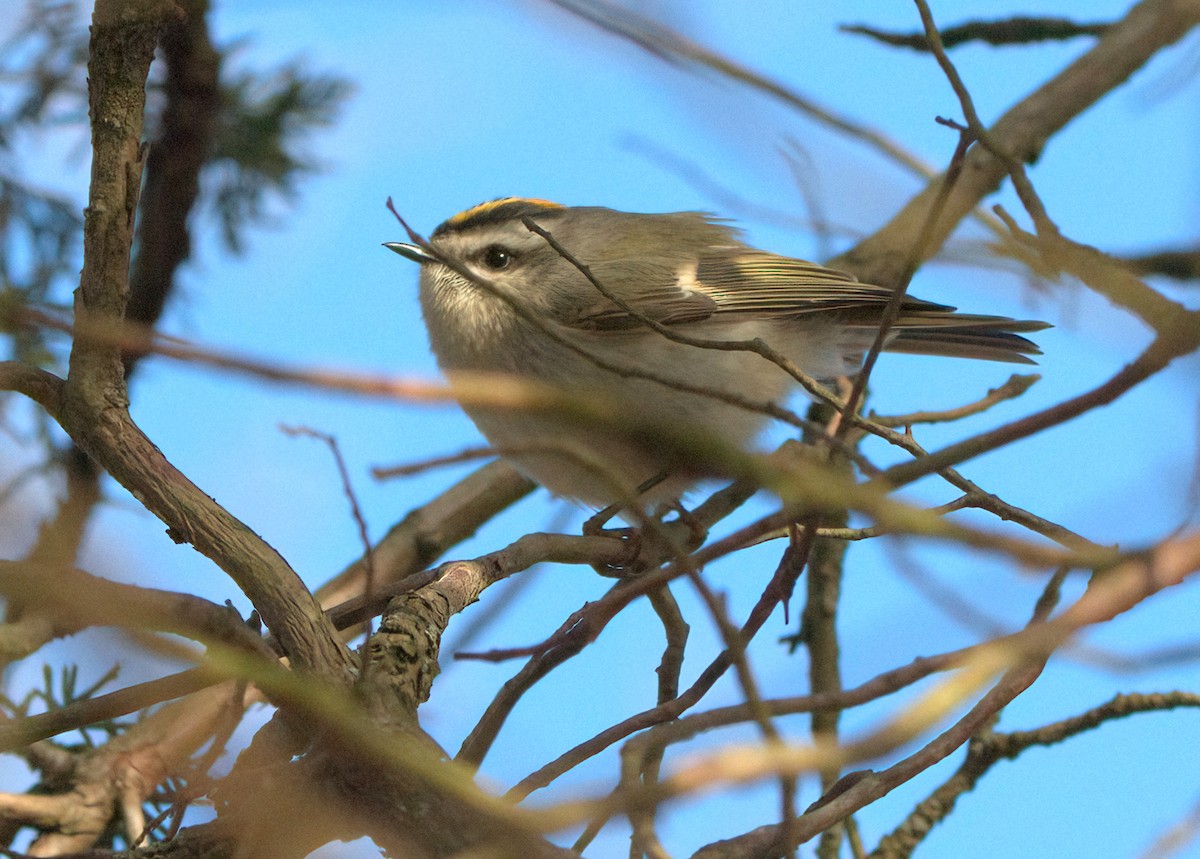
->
[383,242,438,264]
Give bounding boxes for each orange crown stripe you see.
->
[447,197,564,226]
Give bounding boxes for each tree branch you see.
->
[835,0,1200,285]
[60,0,352,680]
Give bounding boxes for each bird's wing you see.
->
[691,250,953,317]
[567,249,949,329]
[563,257,721,329]
[564,248,1048,363]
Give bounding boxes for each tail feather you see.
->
[885,316,1049,364]
[839,312,1050,364]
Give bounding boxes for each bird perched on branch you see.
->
[387,197,1047,507]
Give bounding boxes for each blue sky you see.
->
[6,1,1200,857]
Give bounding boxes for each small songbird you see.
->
[387,198,1046,506]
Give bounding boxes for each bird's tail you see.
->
[882,313,1050,364]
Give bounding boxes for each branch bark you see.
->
[60,0,352,680]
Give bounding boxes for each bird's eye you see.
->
[481,245,513,271]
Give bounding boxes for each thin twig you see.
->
[372,446,497,479]
[280,425,376,636]
[836,119,975,444]
[455,582,624,768]
[869,373,1039,428]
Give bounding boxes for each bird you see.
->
[386,197,1047,507]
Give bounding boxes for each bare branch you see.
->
[60,0,352,679]
[1121,246,1200,282]
[874,691,1200,857]
[0,360,64,419]
[0,559,266,658]
[841,16,1111,51]
[836,0,1200,285]
[686,534,1200,853]
[869,373,1039,428]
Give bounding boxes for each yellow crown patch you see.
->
[446,197,565,227]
